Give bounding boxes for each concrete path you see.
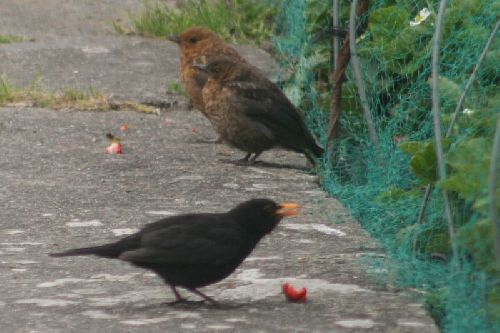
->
[0,1,438,332]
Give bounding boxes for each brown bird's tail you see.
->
[50,244,121,259]
[304,140,324,166]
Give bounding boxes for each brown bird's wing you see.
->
[189,46,243,96]
[225,80,323,159]
[192,68,209,88]
[119,216,244,266]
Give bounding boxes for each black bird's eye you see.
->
[188,37,197,44]
[264,204,275,213]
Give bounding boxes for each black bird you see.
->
[50,199,300,305]
[194,55,324,166]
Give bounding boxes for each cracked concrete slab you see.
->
[0,107,438,333]
[0,0,439,332]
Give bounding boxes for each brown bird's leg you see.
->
[187,288,221,307]
[209,136,223,144]
[232,152,263,166]
[195,136,223,144]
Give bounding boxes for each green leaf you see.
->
[487,286,500,322]
[396,223,451,255]
[377,186,420,203]
[433,76,463,107]
[410,142,439,184]
[439,138,491,200]
[457,218,500,276]
[369,6,410,42]
[384,25,433,75]
[399,141,426,156]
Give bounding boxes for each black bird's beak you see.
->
[167,35,180,44]
[276,203,301,217]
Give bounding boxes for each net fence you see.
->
[272,0,499,331]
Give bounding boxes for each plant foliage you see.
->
[274,0,499,331]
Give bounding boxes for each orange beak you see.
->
[276,203,301,217]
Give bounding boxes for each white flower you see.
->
[462,108,475,115]
[355,34,366,44]
[410,8,431,27]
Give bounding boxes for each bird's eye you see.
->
[264,204,274,213]
[188,37,197,44]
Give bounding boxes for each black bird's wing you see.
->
[225,78,323,160]
[119,214,245,266]
[51,213,240,261]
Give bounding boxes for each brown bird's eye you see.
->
[210,66,221,74]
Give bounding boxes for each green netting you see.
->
[273,0,499,332]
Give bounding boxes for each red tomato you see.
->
[106,142,123,154]
[282,283,307,302]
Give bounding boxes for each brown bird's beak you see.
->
[276,203,301,217]
[167,35,180,44]
[192,63,208,71]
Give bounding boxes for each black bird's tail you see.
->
[50,244,122,259]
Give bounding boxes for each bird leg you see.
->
[187,288,221,307]
[195,136,223,144]
[165,285,188,305]
[241,153,252,162]
[249,152,261,163]
[166,285,207,306]
[233,152,262,166]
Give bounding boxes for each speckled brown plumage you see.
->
[195,56,324,165]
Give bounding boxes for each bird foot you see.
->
[231,153,262,166]
[232,159,260,166]
[164,299,206,307]
[194,137,223,144]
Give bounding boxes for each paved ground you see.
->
[0,1,439,332]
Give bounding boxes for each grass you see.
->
[0,34,24,44]
[167,80,185,95]
[115,0,279,44]
[0,76,157,113]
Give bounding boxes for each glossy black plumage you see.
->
[50,199,300,305]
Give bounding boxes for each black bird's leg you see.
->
[188,288,221,307]
[231,153,251,165]
[240,153,251,162]
[249,152,261,163]
[166,285,188,305]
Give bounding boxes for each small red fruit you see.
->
[282,283,307,303]
[106,142,123,154]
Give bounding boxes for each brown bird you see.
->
[50,199,300,306]
[193,55,324,165]
[169,27,246,132]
